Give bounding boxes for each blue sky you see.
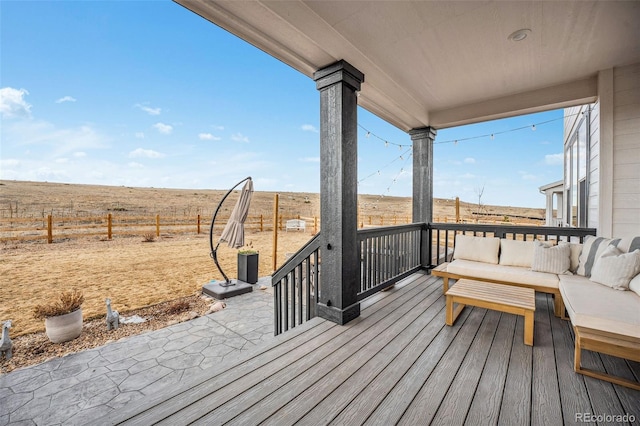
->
[1,1,565,208]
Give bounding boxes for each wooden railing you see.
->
[357,223,423,300]
[272,234,321,335]
[272,223,425,335]
[272,221,597,336]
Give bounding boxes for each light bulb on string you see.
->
[490,134,494,140]
[366,132,370,138]
[531,124,536,131]
[384,141,389,147]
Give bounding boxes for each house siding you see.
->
[612,63,640,237]
[564,62,640,237]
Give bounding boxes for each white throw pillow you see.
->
[453,234,500,264]
[589,246,640,290]
[499,239,536,268]
[629,273,640,297]
[531,241,571,274]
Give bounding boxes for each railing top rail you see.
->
[429,222,596,237]
[271,233,321,284]
[357,222,425,237]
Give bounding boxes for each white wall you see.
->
[611,63,640,237]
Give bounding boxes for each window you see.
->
[564,110,589,227]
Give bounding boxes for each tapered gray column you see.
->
[411,127,436,269]
[313,60,364,325]
[410,127,437,223]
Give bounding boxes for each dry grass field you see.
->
[0,180,545,339]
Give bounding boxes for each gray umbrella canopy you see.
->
[219,179,254,248]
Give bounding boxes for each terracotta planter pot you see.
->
[45,308,83,343]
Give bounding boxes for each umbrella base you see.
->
[202,280,253,299]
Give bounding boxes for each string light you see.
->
[359,110,581,148]
[356,109,583,202]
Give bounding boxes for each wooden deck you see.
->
[107,272,640,425]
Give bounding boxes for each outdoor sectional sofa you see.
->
[432,234,640,390]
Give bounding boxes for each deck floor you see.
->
[108,272,640,425]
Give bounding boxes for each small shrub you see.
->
[142,233,156,242]
[166,300,191,315]
[33,289,84,319]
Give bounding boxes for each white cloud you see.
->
[519,171,537,181]
[128,148,166,159]
[301,124,318,133]
[544,153,563,165]
[0,159,20,167]
[199,133,221,141]
[73,151,87,158]
[231,133,249,143]
[0,87,32,118]
[463,157,476,164]
[55,158,68,163]
[5,120,108,156]
[135,103,161,115]
[55,96,76,104]
[135,132,145,139]
[459,173,476,179]
[153,122,172,134]
[128,162,145,168]
[299,157,320,163]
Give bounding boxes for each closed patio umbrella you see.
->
[219,178,254,249]
[203,177,256,298]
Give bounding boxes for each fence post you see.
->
[108,213,112,240]
[156,214,160,237]
[394,215,397,225]
[456,196,460,223]
[368,216,372,226]
[197,214,201,234]
[314,216,318,234]
[47,215,53,244]
[279,215,283,231]
[380,216,384,226]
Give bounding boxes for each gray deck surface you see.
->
[103,272,640,426]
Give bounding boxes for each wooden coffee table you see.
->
[445,278,536,346]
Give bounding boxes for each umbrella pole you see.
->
[209,177,252,286]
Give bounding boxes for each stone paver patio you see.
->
[0,278,274,426]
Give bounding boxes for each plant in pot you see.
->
[33,289,84,343]
[237,246,259,284]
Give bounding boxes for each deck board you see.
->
[465,313,516,425]
[498,314,532,425]
[531,293,563,426]
[104,271,640,426]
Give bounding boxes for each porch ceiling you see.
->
[175,1,640,130]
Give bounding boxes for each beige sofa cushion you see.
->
[559,274,640,340]
[561,242,582,273]
[499,239,535,268]
[453,235,500,264]
[447,259,559,290]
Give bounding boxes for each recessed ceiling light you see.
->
[508,29,531,42]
